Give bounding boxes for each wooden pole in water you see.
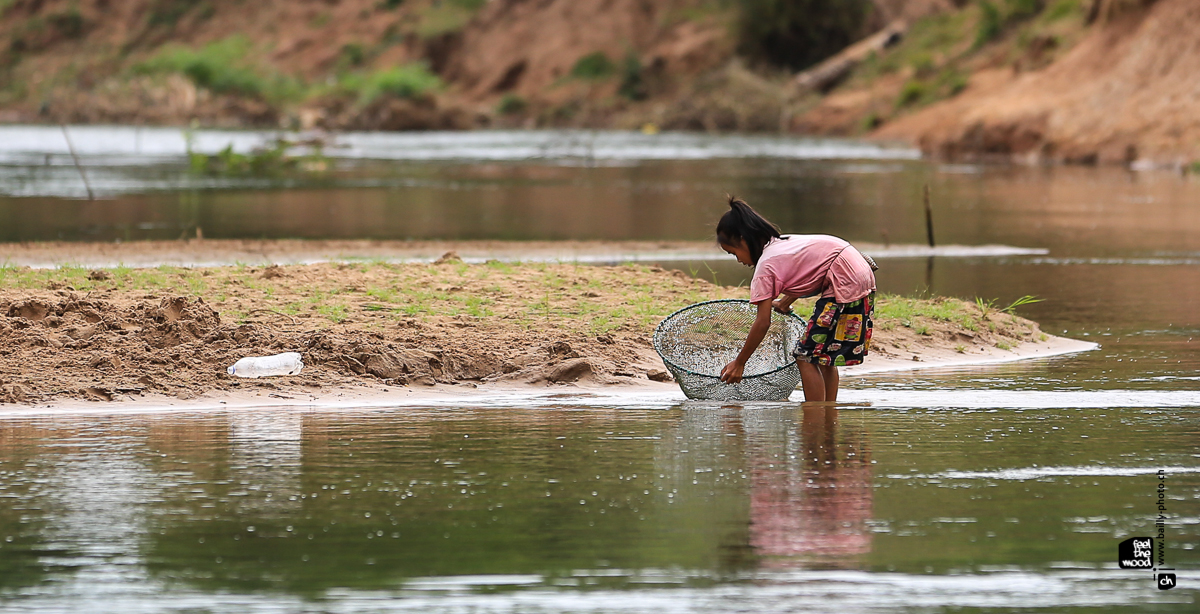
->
[60,124,94,201]
[923,183,935,248]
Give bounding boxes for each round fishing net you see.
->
[653,299,807,401]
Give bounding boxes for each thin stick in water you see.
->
[923,183,935,248]
[60,124,94,201]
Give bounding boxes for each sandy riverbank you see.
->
[0,246,1095,408]
[3,333,1096,413]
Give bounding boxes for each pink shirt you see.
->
[749,235,876,304]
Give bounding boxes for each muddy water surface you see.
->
[0,127,1198,611]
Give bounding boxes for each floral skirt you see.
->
[793,292,875,367]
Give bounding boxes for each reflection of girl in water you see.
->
[748,406,873,568]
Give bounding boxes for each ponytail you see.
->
[716,196,781,265]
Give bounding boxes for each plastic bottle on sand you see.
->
[227,352,304,378]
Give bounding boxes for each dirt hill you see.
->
[0,0,1196,167]
[873,0,1200,166]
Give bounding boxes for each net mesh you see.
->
[653,299,807,401]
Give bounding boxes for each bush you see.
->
[497,93,527,115]
[1043,0,1081,21]
[895,80,928,107]
[340,64,442,104]
[975,1,1004,48]
[48,9,85,39]
[1006,0,1045,20]
[571,52,616,79]
[134,36,303,102]
[618,53,647,101]
[340,43,366,67]
[734,0,873,71]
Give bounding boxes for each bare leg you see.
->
[797,361,826,402]
[820,365,840,402]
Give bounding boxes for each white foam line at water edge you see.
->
[844,387,1200,409]
[844,339,1099,376]
[10,244,1051,270]
[5,384,1200,417]
[889,465,1200,481]
[0,126,921,162]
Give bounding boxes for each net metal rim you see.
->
[652,298,806,380]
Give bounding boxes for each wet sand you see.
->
[5,334,1097,414]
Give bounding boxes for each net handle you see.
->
[652,299,806,380]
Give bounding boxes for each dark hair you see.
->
[716,196,781,265]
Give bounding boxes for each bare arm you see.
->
[773,294,798,314]
[720,300,774,384]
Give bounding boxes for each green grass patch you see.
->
[875,293,983,333]
[571,52,616,80]
[497,94,527,115]
[188,140,330,177]
[975,1,1004,48]
[895,66,969,109]
[134,36,304,103]
[415,0,487,38]
[317,303,350,323]
[337,64,442,105]
[1042,0,1081,21]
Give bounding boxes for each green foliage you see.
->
[975,296,997,317]
[48,9,85,39]
[976,0,1049,48]
[497,93,527,115]
[135,36,304,102]
[1043,0,1081,21]
[1002,295,1043,314]
[338,64,442,105]
[896,79,927,107]
[416,0,487,38]
[340,43,366,68]
[571,52,616,80]
[1006,0,1045,20]
[734,0,873,71]
[188,140,329,177]
[895,66,969,108]
[147,0,209,28]
[1190,161,1200,175]
[618,53,647,101]
[975,1,1004,48]
[8,8,89,54]
[377,0,405,10]
[910,53,937,78]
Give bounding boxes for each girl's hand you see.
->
[773,294,798,314]
[720,360,745,384]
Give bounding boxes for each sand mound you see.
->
[0,260,1052,405]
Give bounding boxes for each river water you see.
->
[0,127,1197,612]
